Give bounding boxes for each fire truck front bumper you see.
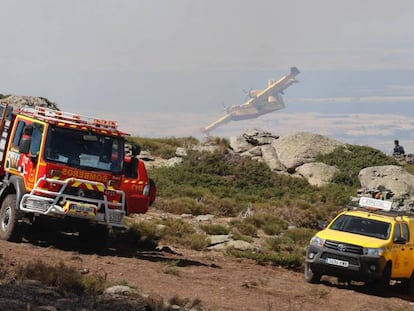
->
[20,194,125,227]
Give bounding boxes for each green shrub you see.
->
[182,233,210,251]
[230,229,254,243]
[262,222,284,235]
[163,218,210,249]
[315,145,398,187]
[157,196,213,215]
[283,227,316,245]
[267,236,295,252]
[16,260,106,296]
[230,220,258,237]
[231,213,287,236]
[200,224,230,235]
[116,221,164,248]
[162,218,195,238]
[129,136,199,158]
[163,260,180,276]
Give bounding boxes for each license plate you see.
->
[64,201,97,218]
[326,258,349,267]
[107,210,124,225]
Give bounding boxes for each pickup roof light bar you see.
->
[19,106,118,131]
[359,196,392,212]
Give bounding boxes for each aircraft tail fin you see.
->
[290,67,300,76]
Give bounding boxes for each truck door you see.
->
[8,120,45,191]
[122,157,150,214]
[391,222,412,278]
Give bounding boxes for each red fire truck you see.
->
[0,101,156,245]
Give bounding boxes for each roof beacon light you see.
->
[20,106,118,130]
[359,197,392,211]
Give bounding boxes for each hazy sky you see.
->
[1,0,414,153]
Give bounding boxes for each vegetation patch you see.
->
[129,136,198,158]
[315,144,398,187]
[200,223,230,235]
[136,137,414,269]
[16,260,105,296]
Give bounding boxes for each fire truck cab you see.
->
[0,102,155,245]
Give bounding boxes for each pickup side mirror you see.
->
[394,237,407,244]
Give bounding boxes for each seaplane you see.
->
[201,67,300,134]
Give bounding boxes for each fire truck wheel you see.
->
[149,178,156,206]
[0,194,22,242]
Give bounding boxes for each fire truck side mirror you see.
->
[18,125,33,154]
[131,144,141,156]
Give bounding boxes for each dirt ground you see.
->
[1,229,414,311]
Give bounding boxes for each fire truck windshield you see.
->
[44,126,124,173]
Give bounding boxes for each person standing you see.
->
[393,139,405,155]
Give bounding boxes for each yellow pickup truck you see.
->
[305,197,414,291]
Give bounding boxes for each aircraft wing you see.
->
[240,67,299,108]
[202,67,299,134]
[201,112,233,134]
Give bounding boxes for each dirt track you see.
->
[1,232,414,311]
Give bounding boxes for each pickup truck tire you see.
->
[369,263,391,293]
[304,262,321,284]
[0,194,22,242]
[402,271,414,294]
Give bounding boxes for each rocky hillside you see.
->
[0,94,59,110]
[141,128,414,209]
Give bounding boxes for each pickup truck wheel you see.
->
[304,262,321,284]
[0,194,22,242]
[371,263,391,293]
[401,271,414,294]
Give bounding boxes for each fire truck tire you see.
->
[0,194,22,242]
[79,225,108,251]
[149,178,156,206]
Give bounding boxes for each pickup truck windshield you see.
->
[329,215,391,240]
[44,126,123,173]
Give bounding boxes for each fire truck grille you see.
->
[63,187,104,201]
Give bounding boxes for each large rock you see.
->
[2,95,59,110]
[272,132,343,173]
[242,128,278,146]
[260,145,286,171]
[296,162,339,187]
[359,165,414,198]
[229,136,254,153]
